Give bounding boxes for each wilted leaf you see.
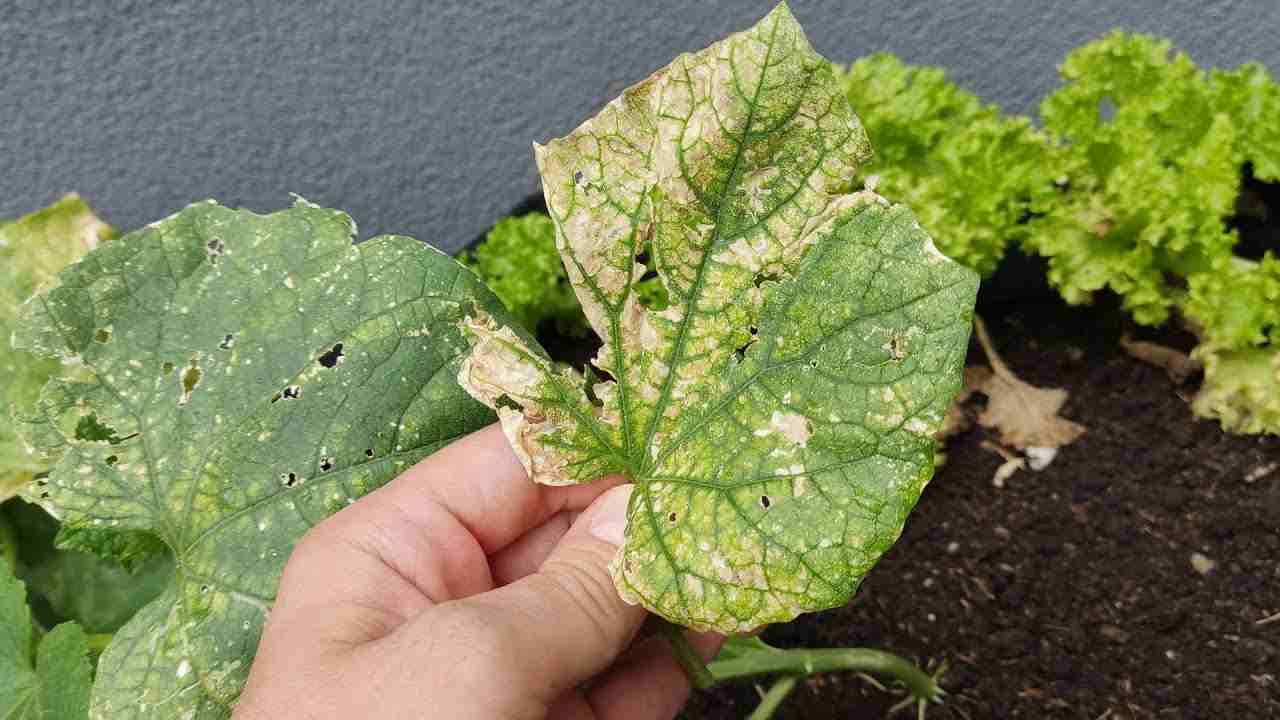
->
[0,561,92,720]
[458,5,978,632]
[15,199,513,719]
[1,195,114,501]
[1119,335,1201,385]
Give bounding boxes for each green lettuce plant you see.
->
[839,33,1280,435]
[840,53,1054,278]
[1033,31,1280,434]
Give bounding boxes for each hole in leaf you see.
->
[1229,164,1280,261]
[75,414,121,443]
[317,343,345,368]
[668,512,677,523]
[281,472,299,488]
[218,334,235,350]
[319,457,333,472]
[281,385,300,400]
[733,337,757,363]
[759,495,771,509]
[808,358,819,369]
[206,238,225,265]
[753,271,781,288]
[365,448,375,458]
[94,328,112,343]
[105,455,119,465]
[1098,96,1115,122]
[887,333,906,361]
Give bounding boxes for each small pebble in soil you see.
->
[1189,552,1216,575]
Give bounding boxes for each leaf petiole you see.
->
[657,619,715,690]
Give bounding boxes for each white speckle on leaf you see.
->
[765,410,811,446]
[904,418,931,436]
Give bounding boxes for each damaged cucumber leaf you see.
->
[0,560,92,720]
[15,199,515,719]
[459,4,978,632]
[1,195,115,501]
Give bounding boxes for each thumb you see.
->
[458,484,646,698]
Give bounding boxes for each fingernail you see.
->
[589,484,633,547]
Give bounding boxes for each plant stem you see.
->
[972,314,1012,380]
[707,645,942,704]
[657,619,715,690]
[747,676,798,720]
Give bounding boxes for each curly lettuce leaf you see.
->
[15,199,514,719]
[1031,32,1280,434]
[1,560,92,720]
[458,4,978,632]
[1192,345,1280,435]
[1209,63,1280,182]
[1032,32,1269,326]
[840,53,1053,277]
[1,195,115,501]
[464,213,589,335]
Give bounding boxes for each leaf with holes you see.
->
[1,195,115,501]
[14,198,516,719]
[458,3,979,633]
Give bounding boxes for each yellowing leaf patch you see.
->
[459,4,978,632]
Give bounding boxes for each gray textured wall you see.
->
[4,1,1278,253]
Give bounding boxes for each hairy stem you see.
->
[658,620,715,690]
[747,675,799,720]
[707,644,942,704]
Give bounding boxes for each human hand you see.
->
[235,424,722,719]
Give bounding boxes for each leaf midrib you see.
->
[634,14,782,477]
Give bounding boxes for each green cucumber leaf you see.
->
[15,198,513,719]
[3,498,171,635]
[1,560,92,720]
[1,195,115,501]
[458,4,978,632]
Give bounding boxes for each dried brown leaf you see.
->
[1119,335,1201,384]
[969,317,1086,451]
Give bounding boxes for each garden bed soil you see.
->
[678,287,1280,720]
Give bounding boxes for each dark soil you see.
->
[680,288,1280,720]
